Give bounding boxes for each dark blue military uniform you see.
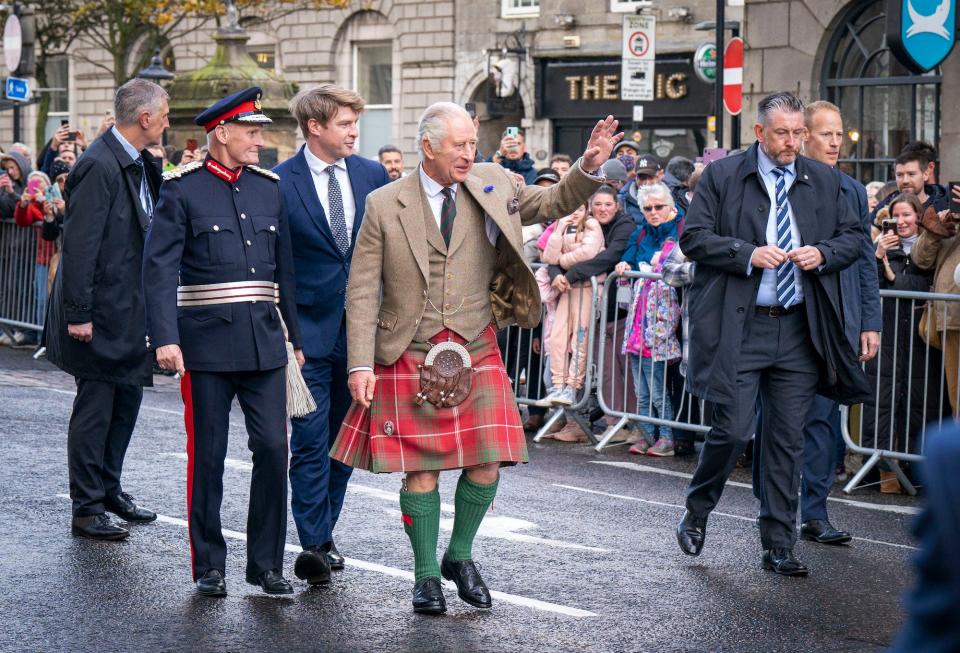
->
[142,88,301,588]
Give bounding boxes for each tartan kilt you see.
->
[331,325,529,473]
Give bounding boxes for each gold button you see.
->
[212,225,220,232]
[246,240,252,246]
[444,303,451,310]
[240,213,246,219]
[235,187,240,192]
[250,267,256,273]
[269,225,276,232]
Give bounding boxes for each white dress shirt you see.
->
[754,147,804,307]
[417,165,500,245]
[303,145,357,244]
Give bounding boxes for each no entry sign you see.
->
[723,37,744,115]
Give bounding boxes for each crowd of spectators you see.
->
[2,111,959,491]
[482,121,959,487]
[0,112,215,354]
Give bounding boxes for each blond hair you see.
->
[289,84,366,136]
[804,100,841,128]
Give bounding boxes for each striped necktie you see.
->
[771,166,796,306]
[440,187,456,247]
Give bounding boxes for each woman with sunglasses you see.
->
[614,183,685,456]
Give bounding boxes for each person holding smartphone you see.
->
[488,126,538,184]
[864,193,943,493]
[911,182,960,416]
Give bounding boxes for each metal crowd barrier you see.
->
[840,289,960,495]
[499,263,602,443]
[0,218,44,334]
[593,271,710,451]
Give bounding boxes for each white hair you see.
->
[638,182,675,210]
[416,102,471,156]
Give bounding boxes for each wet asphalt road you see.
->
[0,347,917,653]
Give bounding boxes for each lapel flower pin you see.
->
[483,185,494,193]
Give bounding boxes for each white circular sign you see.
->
[3,15,22,73]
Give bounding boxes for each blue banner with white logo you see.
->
[888,0,957,72]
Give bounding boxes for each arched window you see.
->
[821,0,941,182]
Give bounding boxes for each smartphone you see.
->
[26,178,42,195]
[464,103,476,120]
[505,126,519,139]
[65,132,77,142]
[950,182,960,214]
[186,138,198,151]
[45,184,62,202]
[60,119,69,127]
[882,218,898,235]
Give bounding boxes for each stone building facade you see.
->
[0,0,954,180]
[742,0,958,181]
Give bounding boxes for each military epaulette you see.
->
[246,164,280,182]
[162,160,204,181]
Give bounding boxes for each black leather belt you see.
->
[755,303,804,317]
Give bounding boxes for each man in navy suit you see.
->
[274,84,390,585]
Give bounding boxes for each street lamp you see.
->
[137,48,174,82]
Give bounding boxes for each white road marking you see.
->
[553,484,919,552]
[41,387,248,426]
[161,453,609,553]
[589,460,921,516]
[55,494,597,618]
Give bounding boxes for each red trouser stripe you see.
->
[181,372,197,580]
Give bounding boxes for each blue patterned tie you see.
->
[771,166,796,306]
[134,157,153,219]
[327,166,350,255]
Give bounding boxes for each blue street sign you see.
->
[5,76,30,101]
[887,0,957,73]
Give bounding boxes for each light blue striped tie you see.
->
[771,166,796,306]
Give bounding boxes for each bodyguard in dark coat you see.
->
[46,79,168,541]
[753,101,883,547]
[675,92,864,577]
[143,87,301,598]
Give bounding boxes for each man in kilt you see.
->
[330,102,621,614]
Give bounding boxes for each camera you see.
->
[882,219,898,235]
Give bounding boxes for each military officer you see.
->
[142,87,303,597]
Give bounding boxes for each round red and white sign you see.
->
[3,15,22,74]
[723,37,744,116]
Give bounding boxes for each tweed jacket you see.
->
[346,161,601,369]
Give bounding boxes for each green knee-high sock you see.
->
[399,487,441,581]
[446,473,499,562]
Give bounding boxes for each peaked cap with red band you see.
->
[195,86,272,133]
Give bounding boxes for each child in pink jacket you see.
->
[534,204,604,407]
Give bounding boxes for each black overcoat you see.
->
[45,130,161,386]
[679,143,867,404]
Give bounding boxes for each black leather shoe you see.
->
[324,541,345,571]
[676,511,707,556]
[196,569,227,597]
[247,569,294,594]
[104,492,157,523]
[412,577,447,615]
[800,519,852,545]
[294,547,331,585]
[762,548,810,576]
[440,554,492,609]
[71,513,129,540]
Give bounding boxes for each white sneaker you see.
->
[537,386,563,407]
[12,330,27,345]
[0,334,11,347]
[33,346,46,360]
[551,386,576,406]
